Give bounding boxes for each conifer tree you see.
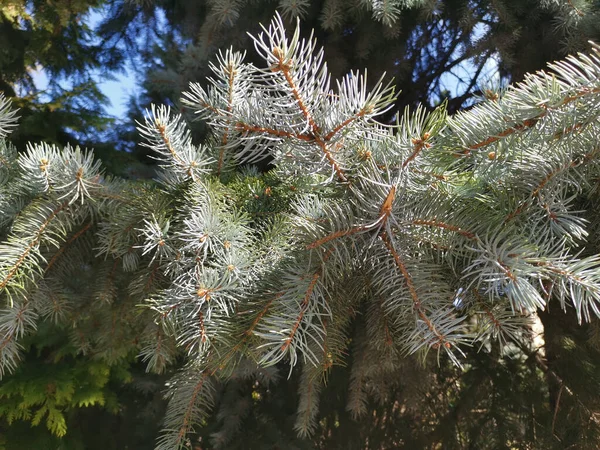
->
[0,0,140,173]
[2,12,600,449]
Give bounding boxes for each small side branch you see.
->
[45,221,93,273]
[505,147,600,222]
[324,110,367,141]
[271,48,347,182]
[216,295,279,369]
[176,373,210,444]
[235,122,313,141]
[0,202,68,292]
[281,272,320,352]
[217,63,237,175]
[306,185,396,250]
[380,231,448,347]
[306,226,366,249]
[463,85,600,154]
[403,135,432,168]
[410,219,477,240]
[466,116,543,152]
[156,123,185,165]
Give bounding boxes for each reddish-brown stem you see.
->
[245,297,278,336]
[215,295,279,370]
[307,185,396,250]
[463,86,600,154]
[281,272,320,352]
[535,261,586,285]
[156,123,185,165]
[505,147,600,222]
[272,48,347,183]
[142,264,161,295]
[410,219,477,240]
[199,311,207,343]
[298,378,315,431]
[176,373,210,444]
[403,136,432,168]
[380,185,396,221]
[45,221,93,273]
[306,226,366,249]
[466,116,543,152]
[567,0,585,16]
[473,291,503,330]
[380,231,446,345]
[324,111,367,141]
[235,122,313,141]
[198,101,222,116]
[0,332,13,352]
[553,122,584,139]
[0,202,68,291]
[497,259,517,282]
[217,63,237,175]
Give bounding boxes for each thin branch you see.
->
[281,272,320,352]
[410,219,478,240]
[306,226,367,250]
[272,48,347,182]
[552,384,565,435]
[324,110,367,141]
[156,123,185,165]
[234,122,313,141]
[465,116,543,153]
[505,147,600,222]
[380,231,448,347]
[403,135,432,168]
[0,202,69,292]
[217,62,237,175]
[464,85,600,154]
[176,373,210,444]
[45,221,93,273]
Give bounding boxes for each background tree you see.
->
[0,0,147,176]
[0,3,166,448]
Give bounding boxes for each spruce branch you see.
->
[0,201,70,304]
[0,95,19,138]
[5,12,600,448]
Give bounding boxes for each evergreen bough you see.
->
[2,13,600,448]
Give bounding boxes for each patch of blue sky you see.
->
[82,7,140,121]
[29,5,170,122]
[436,21,504,105]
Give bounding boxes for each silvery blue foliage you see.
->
[2,14,600,448]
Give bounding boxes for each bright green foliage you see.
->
[3,13,600,450]
[0,356,121,438]
[0,323,134,444]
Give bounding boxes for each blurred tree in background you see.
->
[0,1,112,144]
[0,0,147,176]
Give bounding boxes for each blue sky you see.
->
[31,66,136,120]
[98,71,138,119]
[30,9,137,122]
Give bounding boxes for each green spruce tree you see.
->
[2,11,600,449]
